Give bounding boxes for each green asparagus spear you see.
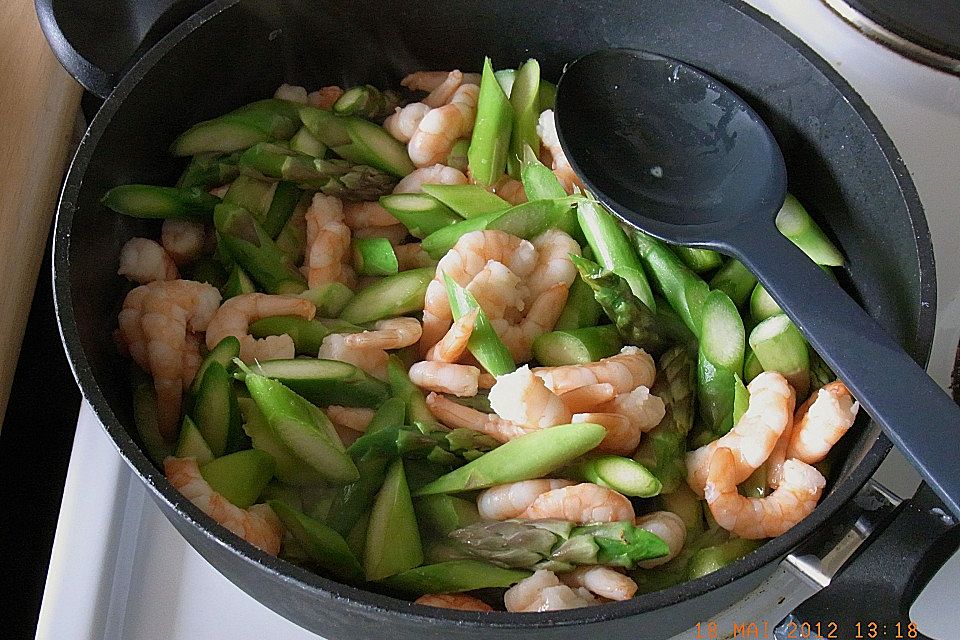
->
[709,259,757,308]
[749,282,782,324]
[261,181,302,239]
[507,59,541,178]
[102,184,219,219]
[421,183,511,219]
[698,290,746,434]
[748,314,810,398]
[177,152,241,190]
[521,145,567,201]
[732,374,750,424]
[378,193,461,238]
[333,85,402,120]
[743,348,764,383]
[450,519,669,570]
[413,422,606,495]
[633,345,697,493]
[553,270,603,331]
[366,397,406,436]
[446,139,470,172]
[249,316,330,354]
[382,560,530,596]
[486,196,581,239]
[223,174,277,221]
[242,367,359,484]
[566,455,662,497]
[416,495,483,539]
[191,361,244,457]
[443,273,515,376]
[332,116,416,178]
[420,210,503,258]
[274,197,307,266]
[468,57,514,186]
[809,348,836,391]
[238,143,322,183]
[242,358,390,408]
[338,267,433,324]
[387,355,443,431]
[657,483,705,539]
[365,459,423,580]
[532,325,623,366]
[687,537,763,579]
[298,282,354,317]
[289,126,327,157]
[352,236,399,276]
[672,246,723,273]
[238,396,323,486]
[171,99,301,156]
[214,203,307,294]
[739,464,767,499]
[131,368,172,465]
[298,105,350,147]
[775,194,843,266]
[571,255,694,357]
[189,335,241,399]
[578,200,656,310]
[631,230,711,335]
[494,68,517,96]
[538,79,558,111]
[269,500,364,581]
[199,449,275,509]
[175,415,214,464]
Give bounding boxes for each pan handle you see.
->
[34,0,208,98]
[790,482,960,639]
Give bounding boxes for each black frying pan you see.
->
[38,0,959,637]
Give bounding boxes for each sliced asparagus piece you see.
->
[248,315,330,355]
[443,273,515,376]
[191,361,244,457]
[332,117,416,178]
[686,537,763,579]
[189,335,240,399]
[416,494,483,539]
[445,139,470,172]
[214,203,307,294]
[532,325,623,366]
[420,210,504,258]
[749,282,782,323]
[553,270,603,331]
[709,259,757,308]
[177,152,241,190]
[566,455,662,497]
[468,57,514,186]
[631,230,711,335]
[338,266,434,324]
[199,449,275,509]
[223,173,278,220]
[298,282,354,317]
[521,145,567,201]
[333,85,402,120]
[485,196,581,240]
[698,290,745,434]
[269,500,363,581]
[238,396,323,486]
[174,415,214,464]
[507,58,541,178]
[102,184,219,219]
[775,193,843,266]
[387,355,443,432]
[365,459,423,580]
[242,358,390,408]
[381,560,530,596]
[672,246,722,273]
[261,181,302,239]
[421,183,510,219]
[748,314,810,399]
[221,264,257,300]
[352,236,399,276]
[171,99,301,156]
[379,193,461,239]
[289,126,327,158]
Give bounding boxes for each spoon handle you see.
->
[725,224,960,519]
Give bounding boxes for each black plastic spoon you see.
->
[555,48,960,518]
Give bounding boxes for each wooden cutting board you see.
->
[0,1,82,428]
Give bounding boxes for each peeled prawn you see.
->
[307,85,344,110]
[408,84,480,167]
[165,457,282,554]
[559,566,638,601]
[414,593,493,612]
[788,381,858,464]
[488,365,571,429]
[343,318,422,351]
[537,109,583,193]
[302,193,352,288]
[117,279,221,438]
[488,175,527,205]
[520,483,635,524]
[465,260,528,323]
[274,83,308,104]
[426,392,533,440]
[401,70,481,93]
[118,237,178,284]
[686,372,795,496]
[634,511,687,568]
[343,201,400,229]
[318,333,389,380]
[426,307,478,362]
[559,383,616,413]
[705,447,825,539]
[409,362,480,397]
[384,103,432,144]
[534,346,657,395]
[326,405,375,433]
[393,164,468,194]
[351,223,409,247]
[596,386,666,434]
[161,218,207,266]
[504,570,598,612]
[477,479,576,520]
[395,243,436,270]
[571,412,642,456]
[205,292,315,363]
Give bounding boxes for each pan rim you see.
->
[51,0,936,629]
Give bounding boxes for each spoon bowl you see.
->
[555,47,960,518]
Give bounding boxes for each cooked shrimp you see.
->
[488,365,572,429]
[409,362,480,397]
[205,292,314,362]
[118,279,221,438]
[788,381,859,464]
[634,511,687,568]
[326,405,375,433]
[426,308,478,362]
[274,83,308,104]
[307,85,343,110]
[489,175,527,205]
[414,594,493,612]
[571,412,642,456]
[395,243,436,270]
[597,386,666,434]
[537,109,583,194]
[343,201,400,229]
[477,479,576,520]
[118,238,178,284]
[351,223,409,246]
[408,84,480,167]
[302,194,352,288]
[465,260,528,322]
[343,318,422,351]
[318,333,389,380]
[165,457,282,555]
[478,372,496,389]
[705,447,826,539]
[422,70,463,108]
[393,164,468,194]
[686,372,795,496]
[384,102,431,144]
[766,413,795,491]
[426,392,533,440]
[160,219,207,266]
[559,566,638,601]
[421,230,535,355]
[521,483,635,524]
[401,70,481,93]
[559,383,616,413]
[534,346,657,395]
[505,570,598,612]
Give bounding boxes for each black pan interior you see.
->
[54,0,934,630]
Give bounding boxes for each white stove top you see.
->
[36,1,960,638]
